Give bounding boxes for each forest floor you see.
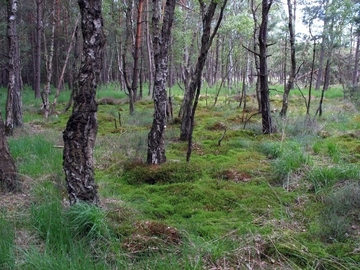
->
[1,84,360,269]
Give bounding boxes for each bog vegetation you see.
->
[1,83,360,269]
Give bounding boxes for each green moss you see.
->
[122,161,202,185]
[5,84,360,268]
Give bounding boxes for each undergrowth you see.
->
[1,85,360,269]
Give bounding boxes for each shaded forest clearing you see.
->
[1,84,360,269]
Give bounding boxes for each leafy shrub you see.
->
[123,161,202,185]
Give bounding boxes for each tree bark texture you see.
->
[307,39,317,115]
[131,0,144,102]
[315,0,330,90]
[316,59,330,117]
[122,0,135,114]
[352,35,360,85]
[5,0,22,136]
[41,0,56,120]
[280,0,296,117]
[63,0,106,206]
[147,0,176,164]
[250,0,261,110]
[34,0,42,99]
[145,0,154,96]
[0,111,19,192]
[259,0,274,134]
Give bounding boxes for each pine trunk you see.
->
[259,0,274,134]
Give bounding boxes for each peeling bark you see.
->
[42,0,56,120]
[63,0,106,206]
[5,0,22,136]
[147,0,176,164]
[0,111,19,192]
[280,0,296,117]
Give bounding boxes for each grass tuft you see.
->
[307,164,359,193]
[65,202,110,240]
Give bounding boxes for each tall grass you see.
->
[26,198,113,269]
[8,134,63,179]
[0,213,15,269]
[307,164,360,194]
[259,140,311,187]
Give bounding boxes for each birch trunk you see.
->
[5,0,22,136]
[42,0,56,120]
[63,0,106,206]
[0,111,19,192]
[147,0,176,164]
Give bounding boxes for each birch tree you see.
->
[280,0,296,117]
[5,0,22,136]
[41,0,56,120]
[63,0,106,206]
[0,111,19,192]
[147,0,176,164]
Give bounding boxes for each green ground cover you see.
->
[0,84,359,269]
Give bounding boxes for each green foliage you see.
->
[123,161,202,185]
[21,245,108,270]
